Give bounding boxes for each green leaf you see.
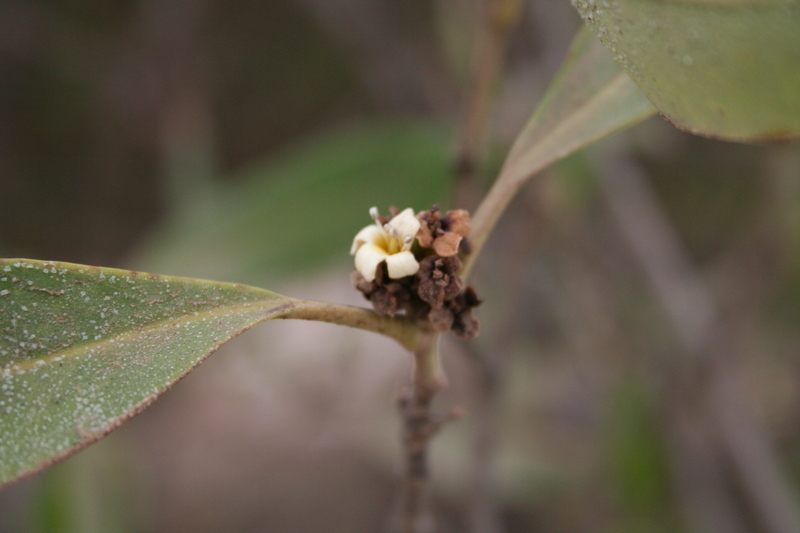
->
[466,26,656,274]
[573,0,800,142]
[0,258,416,488]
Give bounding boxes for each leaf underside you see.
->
[574,0,800,142]
[0,258,298,488]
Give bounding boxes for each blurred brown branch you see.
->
[454,0,524,211]
[450,0,524,531]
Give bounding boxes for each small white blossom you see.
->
[350,207,421,282]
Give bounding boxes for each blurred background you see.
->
[2,0,800,532]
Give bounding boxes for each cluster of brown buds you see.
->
[350,206,481,339]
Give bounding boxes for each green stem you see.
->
[278,298,420,353]
[412,331,446,399]
[461,161,524,280]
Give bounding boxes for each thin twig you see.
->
[398,386,435,533]
[279,298,420,352]
[396,331,453,533]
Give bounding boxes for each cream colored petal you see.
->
[385,208,421,247]
[350,224,386,255]
[385,251,419,279]
[355,243,388,282]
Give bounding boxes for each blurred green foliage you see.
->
[135,120,455,283]
[607,379,673,532]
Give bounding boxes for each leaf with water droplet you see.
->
[0,258,417,488]
[573,0,800,142]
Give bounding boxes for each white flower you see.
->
[350,207,421,282]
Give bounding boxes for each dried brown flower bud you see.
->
[441,209,471,237]
[351,267,411,316]
[416,255,463,309]
[452,308,480,338]
[370,282,411,316]
[428,306,455,333]
[416,206,472,258]
[447,286,482,339]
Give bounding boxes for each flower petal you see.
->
[386,208,421,248]
[443,209,472,237]
[432,232,462,257]
[350,224,386,255]
[385,250,420,279]
[415,221,435,248]
[355,243,389,282]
